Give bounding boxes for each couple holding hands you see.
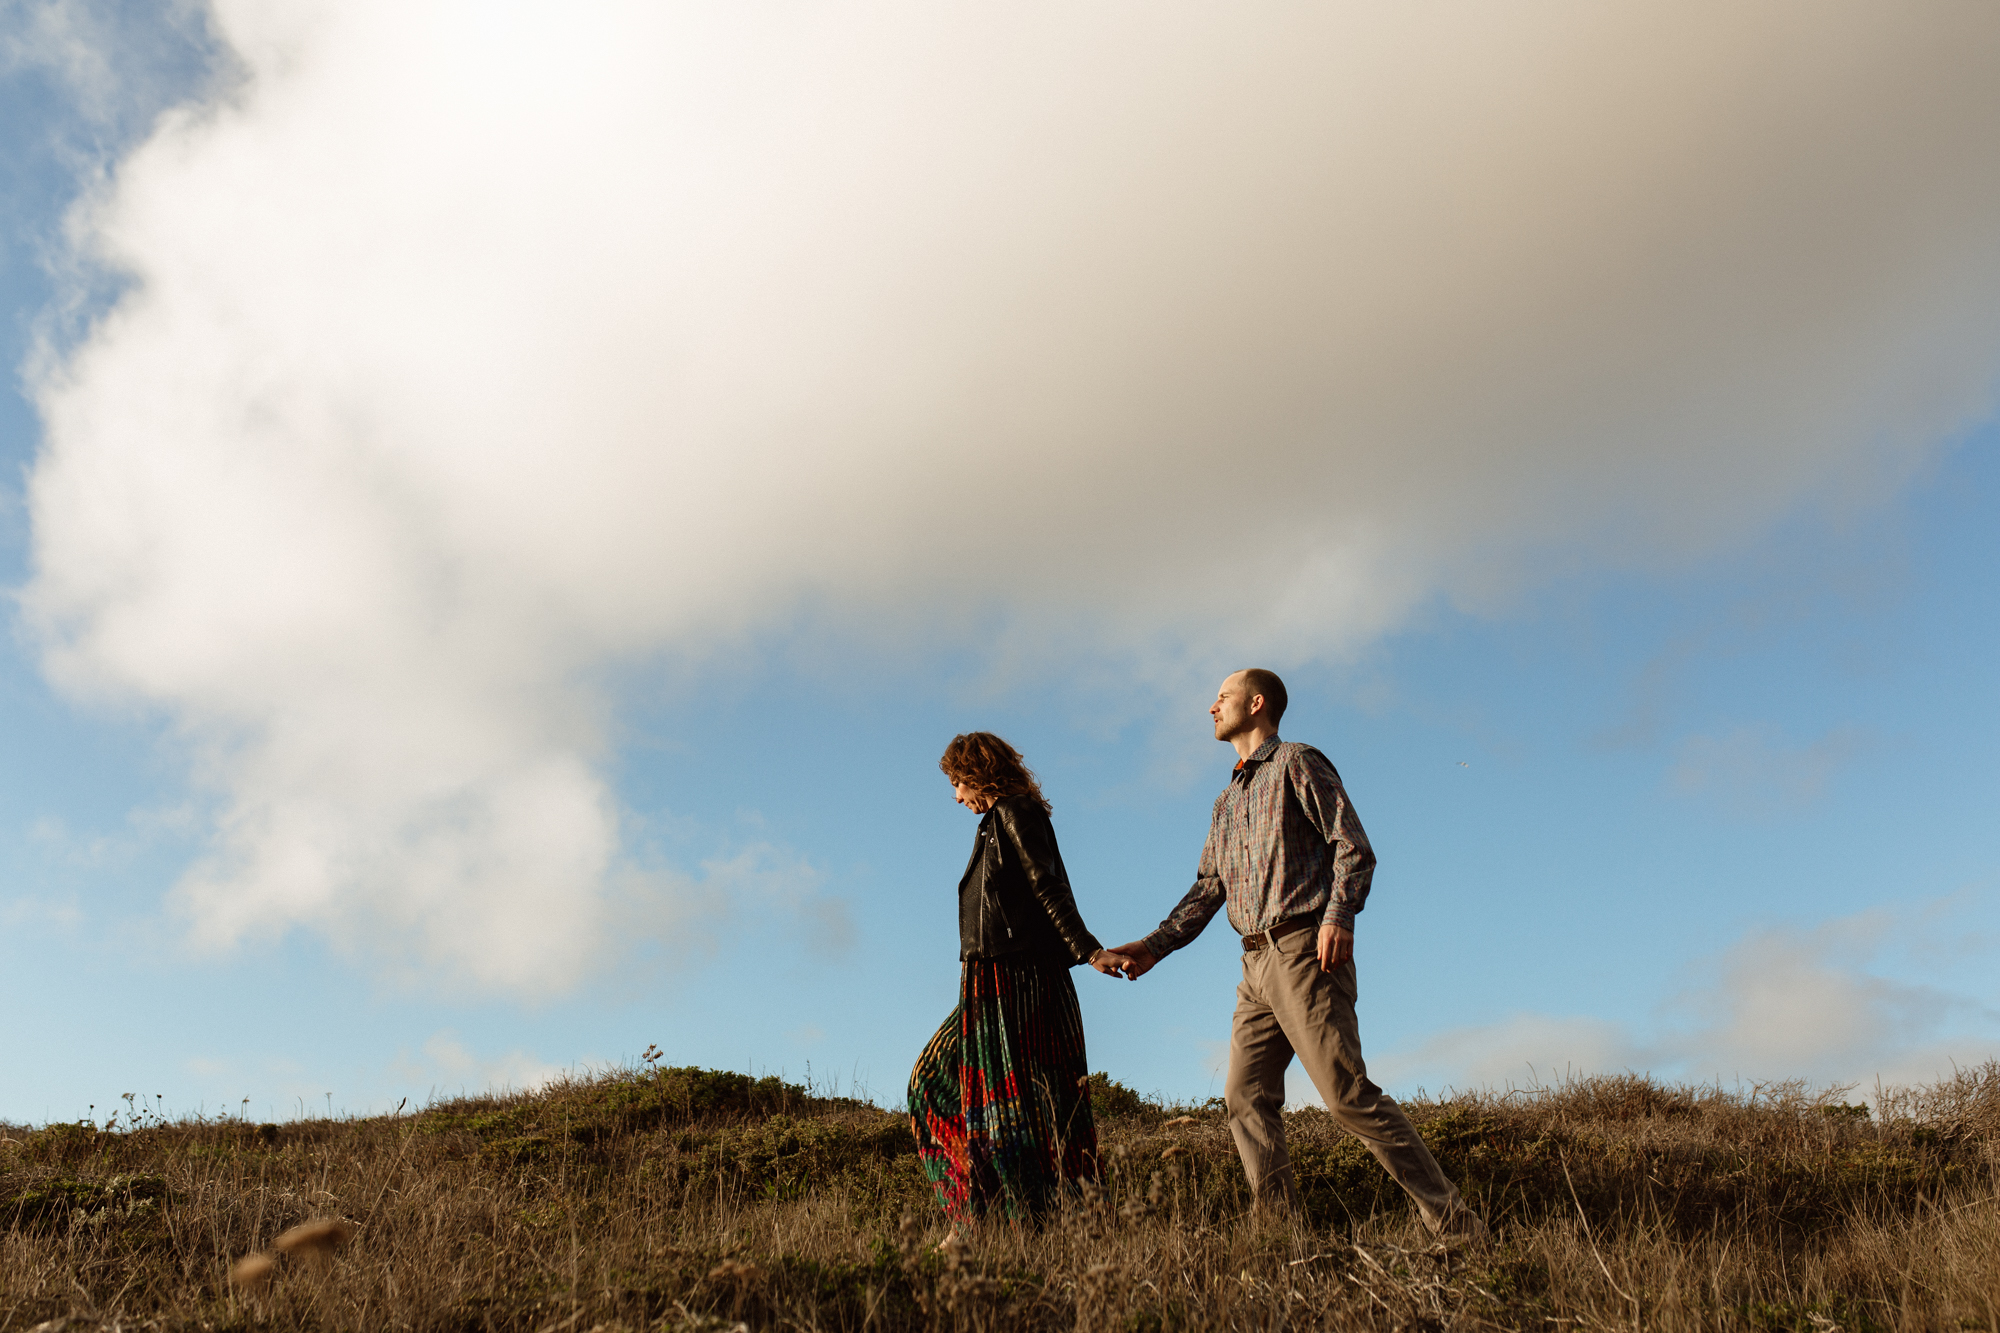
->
[908,668,1485,1240]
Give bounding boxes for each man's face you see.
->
[1211,673,1260,741]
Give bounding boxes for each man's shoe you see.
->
[1435,1209,1491,1249]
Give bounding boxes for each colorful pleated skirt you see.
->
[907,955,1099,1220]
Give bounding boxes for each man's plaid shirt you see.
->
[1141,736,1375,959]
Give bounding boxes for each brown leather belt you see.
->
[1242,914,1318,952]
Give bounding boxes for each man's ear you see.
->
[1248,694,1266,718]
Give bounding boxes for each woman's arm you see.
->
[994,800,1104,965]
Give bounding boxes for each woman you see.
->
[908,732,1115,1221]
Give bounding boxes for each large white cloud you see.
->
[23,0,2000,989]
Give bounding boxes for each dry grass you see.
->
[3,1061,1997,1331]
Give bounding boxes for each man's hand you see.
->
[1094,942,1159,980]
[1316,924,1353,973]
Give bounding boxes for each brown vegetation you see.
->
[3,1060,1997,1330]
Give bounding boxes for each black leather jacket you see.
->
[958,796,1103,966]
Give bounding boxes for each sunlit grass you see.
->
[3,1060,1995,1329]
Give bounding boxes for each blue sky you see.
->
[3,1,1998,1125]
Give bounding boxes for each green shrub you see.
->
[423,1065,819,1160]
[681,1113,917,1200]
[18,1123,103,1165]
[1088,1073,1152,1121]
[3,1174,167,1234]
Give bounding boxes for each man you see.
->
[1094,669,1483,1238]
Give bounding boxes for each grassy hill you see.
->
[3,1061,1996,1331]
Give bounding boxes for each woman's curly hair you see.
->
[939,732,1051,814]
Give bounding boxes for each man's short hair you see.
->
[1239,668,1288,725]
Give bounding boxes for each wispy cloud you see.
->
[0,0,217,145]
[1,0,150,125]
[0,891,83,930]
[388,1032,566,1100]
[1366,903,2000,1100]
[617,842,853,965]
[22,0,2000,989]
[1670,723,1872,815]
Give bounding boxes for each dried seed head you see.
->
[1163,1115,1196,1128]
[1161,1144,1187,1159]
[228,1252,277,1290]
[273,1218,357,1257]
[707,1258,764,1283]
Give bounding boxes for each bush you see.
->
[1087,1073,1152,1121]
[4,1174,167,1234]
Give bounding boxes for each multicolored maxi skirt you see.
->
[908,956,1099,1220]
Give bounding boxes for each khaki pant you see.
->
[1225,925,1467,1231]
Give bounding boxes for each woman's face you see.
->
[952,778,994,814]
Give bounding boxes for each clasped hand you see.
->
[1089,943,1156,980]
[1089,925,1352,979]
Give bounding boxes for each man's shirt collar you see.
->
[1232,735,1284,773]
